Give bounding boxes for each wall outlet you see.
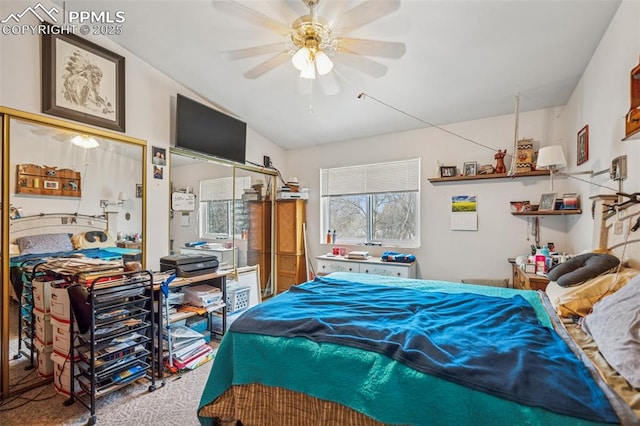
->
[614,221,624,235]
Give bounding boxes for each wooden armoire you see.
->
[275,200,307,293]
[246,201,271,294]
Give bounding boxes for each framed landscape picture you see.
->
[41,22,125,131]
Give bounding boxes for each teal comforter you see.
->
[198,273,635,425]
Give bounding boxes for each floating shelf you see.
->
[428,170,550,183]
[511,209,582,216]
[622,127,640,141]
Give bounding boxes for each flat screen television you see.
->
[175,93,247,164]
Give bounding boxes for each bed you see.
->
[198,271,639,425]
[198,199,640,425]
[8,213,140,300]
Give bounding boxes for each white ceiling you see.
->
[73,0,620,150]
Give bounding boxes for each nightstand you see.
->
[511,262,549,291]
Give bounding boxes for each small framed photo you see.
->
[463,161,477,176]
[539,193,557,211]
[577,125,588,165]
[440,166,457,178]
[44,180,59,190]
[136,184,143,198]
[510,201,531,212]
[561,193,579,210]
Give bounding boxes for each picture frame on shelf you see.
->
[41,22,125,132]
[561,193,579,210]
[577,125,589,165]
[440,166,457,177]
[539,193,557,211]
[510,201,531,212]
[463,161,477,176]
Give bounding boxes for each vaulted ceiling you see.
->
[68,0,621,150]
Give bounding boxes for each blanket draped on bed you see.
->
[228,276,617,423]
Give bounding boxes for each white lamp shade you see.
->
[71,134,99,149]
[300,60,316,79]
[536,145,567,169]
[315,50,333,75]
[292,47,311,71]
[118,192,129,201]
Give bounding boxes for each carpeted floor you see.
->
[1,357,213,425]
[3,299,214,425]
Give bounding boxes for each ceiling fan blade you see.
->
[334,53,388,79]
[338,37,405,58]
[213,0,291,34]
[223,43,287,60]
[243,51,291,79]
[318,72,340,96]
[332,0,401,34]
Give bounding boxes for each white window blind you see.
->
[321,158,420,196]
[200,176,251,201]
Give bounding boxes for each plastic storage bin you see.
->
[226,285,250,313]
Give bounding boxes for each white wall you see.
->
[0,0,285,269]
[565,0,640,252]
[287,107,575,282]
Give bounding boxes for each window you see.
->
[199,176,251,239]
[321,158,420,247]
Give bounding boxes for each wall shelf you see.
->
[622,127,640,141]
[511,209,582,216]
[428,170,550,183]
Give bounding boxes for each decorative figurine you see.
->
[494,149,507,174]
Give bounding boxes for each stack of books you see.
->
[183,285,223,310]
[165,326,214,370]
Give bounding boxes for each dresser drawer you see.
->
[316,259,357,275]
[359,264,409,278]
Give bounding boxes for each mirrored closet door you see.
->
[169,148,276,297]
[1,107,146,398]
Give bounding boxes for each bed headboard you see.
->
[9,213,108,243]
[592,194,640,269]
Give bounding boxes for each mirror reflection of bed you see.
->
[1,109,146,398]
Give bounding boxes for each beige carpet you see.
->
[1,359,213,425]
[3,299,215,425]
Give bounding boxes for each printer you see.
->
[159,254,218,277]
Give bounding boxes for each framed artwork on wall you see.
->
[41,22,125,131]
[577,125,588,165]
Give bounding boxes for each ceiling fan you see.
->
[216,0,406,93]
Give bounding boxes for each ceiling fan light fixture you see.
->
[292,47,311,71]
[71,134,99,149]
[315,50,333,75]
[300,60,316,79]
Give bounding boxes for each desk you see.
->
[510,263,549,291]
[154,270,229,377]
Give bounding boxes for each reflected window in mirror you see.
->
[199,176,250,240]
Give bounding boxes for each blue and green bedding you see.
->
[198,273,637,425]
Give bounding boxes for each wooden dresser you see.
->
[275,200,307,293]
[511,263,550,291]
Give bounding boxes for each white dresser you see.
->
[316,254,417,278]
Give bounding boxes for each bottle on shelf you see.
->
[332,230,337,244]
[326,230,332,244]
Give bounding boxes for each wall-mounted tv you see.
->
[175,93,247,164]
